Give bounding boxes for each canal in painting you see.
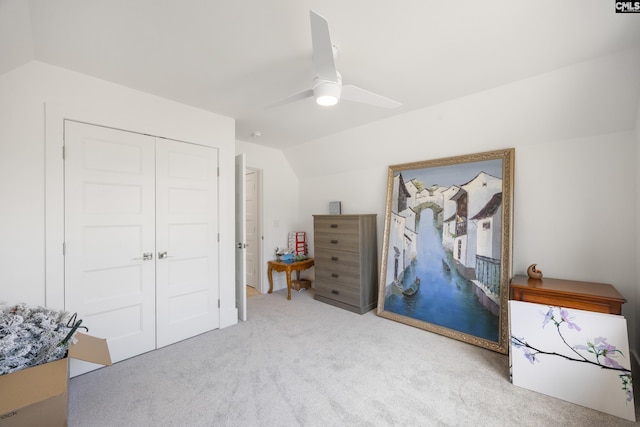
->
[384,208,499,342]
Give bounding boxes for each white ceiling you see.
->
[1,0,639,149]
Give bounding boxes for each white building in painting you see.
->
[387,174,420,289]
[391,173,411,214]
[404,178,421,208]
[385,211,417,288]
[440,185,460,251]
[450,172,502,278]
[472,192,503,302]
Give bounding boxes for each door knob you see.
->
[236,242,247,249]
[158,251,169,259]
[132,252,153,261]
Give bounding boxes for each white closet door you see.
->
[64,121,157,372]
[155,138,219,347]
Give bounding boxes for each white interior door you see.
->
[155,139,220,347]
[64,120,157,374]
[235,154,247,321]
[245,169,260,291]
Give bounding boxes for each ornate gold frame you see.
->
[377,148,514,354]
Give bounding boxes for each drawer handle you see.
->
[330,224,338,228]
[331,256,339,261]
[331,273,339,278]
[330,239,338,244]
[331,289,340,295]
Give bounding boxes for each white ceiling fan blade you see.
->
[266,89,314,109]
[341,85,402,109]
[310,10,338,83]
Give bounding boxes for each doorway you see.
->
[245,168,262,294]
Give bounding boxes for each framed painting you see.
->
[377,148,515,354]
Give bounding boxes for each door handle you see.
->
[133,252,153,261]
[236,243,247,249]
[158,251,174,259]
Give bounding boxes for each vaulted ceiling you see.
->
[1,0,639,149]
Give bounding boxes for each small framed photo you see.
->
[329,201,341,215]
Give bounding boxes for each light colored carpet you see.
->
[68,288,639,426]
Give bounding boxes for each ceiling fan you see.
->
[270,10,402,109]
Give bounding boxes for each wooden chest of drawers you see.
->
[510,275,626,315]
[313,214,378,314]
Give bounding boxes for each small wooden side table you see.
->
[510,275,626,315]
[268,258,314,300]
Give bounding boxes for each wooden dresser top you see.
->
[510,275,626,304]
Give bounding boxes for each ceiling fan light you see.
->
[316,95,339,106]
[313,80,341,106]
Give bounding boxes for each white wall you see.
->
[235,140,301,293]
[285,48,640,359]
[0,61,238,327]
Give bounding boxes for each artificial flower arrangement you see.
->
[0,303,85,375]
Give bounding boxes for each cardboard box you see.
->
[0,333,111,427]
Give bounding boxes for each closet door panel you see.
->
[156,139,219,348]
[64,121,157,374]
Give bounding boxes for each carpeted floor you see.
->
[68,288,639,426]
